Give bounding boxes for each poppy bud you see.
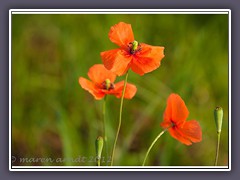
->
[214,107,223,133]
[95,136,104,162]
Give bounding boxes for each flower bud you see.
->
[214,107,223,133]
[95,136,104,160]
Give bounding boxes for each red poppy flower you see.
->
[160,94,202,145]
[79,64,137,100]
[100,22,165,76]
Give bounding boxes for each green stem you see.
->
[102,96,108,166]
[142,129,167,166]
[97,159,100,166]
[110,71,129,166]
[214,132,221,166]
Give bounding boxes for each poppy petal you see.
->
[160,120,172,129]
[131,44,165,75]
[140,43,165,59]
[167,93,189,125]
[79,77,105,100]
[162,97,173,123]
[168,127,192,145]
[111,81,137,99]
[100,49,132,76]
[178,120,202,143]
[108,22,134,48]
[88,64,116,85]
[131,56,160,76]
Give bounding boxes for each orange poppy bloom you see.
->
[160,94,202,145]
[100,22,165,76]
[79,64,137,100]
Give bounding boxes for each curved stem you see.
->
[142,129,167,166]
[110,71,129,166]
[102,96,108,165]
[214,132,221,166]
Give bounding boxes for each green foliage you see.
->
[12,14,229,166]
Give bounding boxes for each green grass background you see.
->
[12,14,229,166]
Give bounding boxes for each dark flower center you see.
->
[101,79,114,90]
[128,40,142,54]
[170,120,176,127]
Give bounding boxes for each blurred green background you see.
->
[11,14,229,166]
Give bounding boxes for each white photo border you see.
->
[9,9,231,171]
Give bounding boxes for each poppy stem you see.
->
[214,132,221,166]
[110,71,129,166]
[103,96,109,166]
[142,129,167,166]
